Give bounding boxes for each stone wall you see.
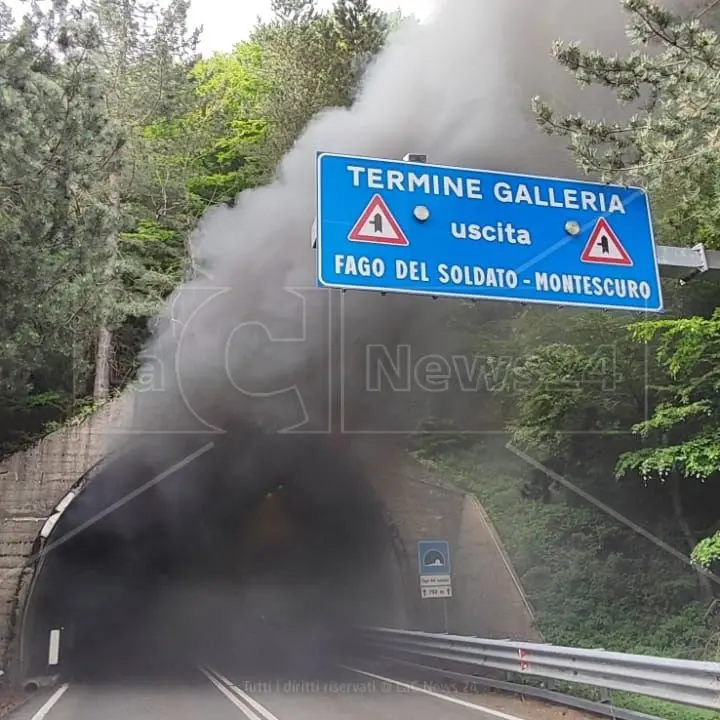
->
[0,395,134,669]
[454,494,542,640]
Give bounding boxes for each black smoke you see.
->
[22,0,707,683]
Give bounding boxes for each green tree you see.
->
[618,311,720,588]
[85,0,200,398]
[523,0,720,579]
[181,39,268,210]
[251,0,390,166]
[160,0,397,258]
[0,0,119,451]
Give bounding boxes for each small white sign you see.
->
[421,585,452,599]
[420,574,452,586]
[48,629,61,666]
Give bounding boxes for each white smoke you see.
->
[122,0,695,455]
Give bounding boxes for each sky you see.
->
[5,0,435,56]
[187,0,436,55]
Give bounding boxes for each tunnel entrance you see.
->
[18,429,402,683]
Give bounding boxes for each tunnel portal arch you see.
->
[0,395,542,686]
[8,450,130,681]
[10,435,411,682]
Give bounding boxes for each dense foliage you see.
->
[423,440,717,720]
[417,7,720,699]
[0,0,396,450]
[419,0,720,711]
[515,0,720,584]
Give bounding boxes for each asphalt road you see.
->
[8,665,586,720]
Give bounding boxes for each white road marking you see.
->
[199,666,263,720]
[205,666,281,720]
[30,683,70,720]
[342,666,531,720]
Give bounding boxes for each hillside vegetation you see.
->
[421,439,718,720]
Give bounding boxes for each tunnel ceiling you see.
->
[20,430,401,681]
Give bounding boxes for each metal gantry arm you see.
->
[656,243,719,283]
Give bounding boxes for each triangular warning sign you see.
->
[348,194,409,246]
[580,217,632,267]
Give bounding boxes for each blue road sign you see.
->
[315,153,663,312]
[418,540,451,575]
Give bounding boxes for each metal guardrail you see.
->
[365,655,663,720]
[360,627,720,712]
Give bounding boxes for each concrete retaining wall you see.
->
[454,494,542,640]
[0,395,134,668]
[362,445,539,640]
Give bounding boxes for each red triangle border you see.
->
[580,217,633,267]
[348,194,409,246]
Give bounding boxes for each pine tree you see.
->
[528,0,720,584]
[252,0,391,166]
[85,0,199,398]
[0,0,120,446]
